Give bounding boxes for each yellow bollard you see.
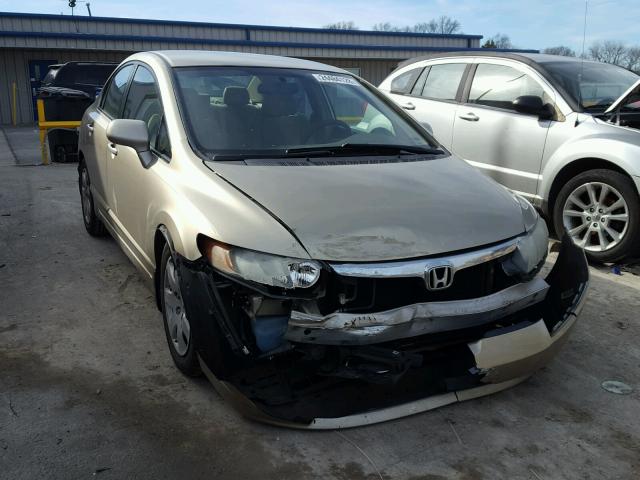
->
[37,99,49,165]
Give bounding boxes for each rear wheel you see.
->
[160,244,201,377]
[553,169,640,263]
[78,162,107,237]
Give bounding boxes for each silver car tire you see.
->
[553,169,640,263]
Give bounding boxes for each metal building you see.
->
[0,11,536,125]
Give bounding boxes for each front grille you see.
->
[317,257,519,315]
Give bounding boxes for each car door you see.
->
[84,64,135,211]
[451,60,556,197]
[384,61,469,148]
[403,62,470,149]
[107,64,171,274]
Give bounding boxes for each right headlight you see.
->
[197,235,322,289]
[502,197,549,278]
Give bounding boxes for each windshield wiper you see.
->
[285,143,444,157]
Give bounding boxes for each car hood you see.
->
[605,78,640,114]
[205,156,526,261]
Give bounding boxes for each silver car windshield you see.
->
[173,67,438,157]
[543,61,639,111]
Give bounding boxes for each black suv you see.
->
[39,62,117,162]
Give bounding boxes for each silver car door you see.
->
[402,62,469,149]
[451,60,556,198]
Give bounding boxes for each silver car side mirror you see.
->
[106,119,156,168]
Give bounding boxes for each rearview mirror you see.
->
[512,95,553,120]
[106,119,155,168]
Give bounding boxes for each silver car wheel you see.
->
[80,168,92,225]
[163,256,191,356]
[563,181,629,252]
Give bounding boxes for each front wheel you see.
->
[553,169,640,263]
[78,162,107,237]
[160,244,201,377]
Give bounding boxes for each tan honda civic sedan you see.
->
[78,50,588,428]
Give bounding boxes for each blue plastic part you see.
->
[251,315,289,353]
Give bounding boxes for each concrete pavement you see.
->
[1,128,639,479]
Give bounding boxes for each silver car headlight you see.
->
[502,195,549,278]
[198,236,321,289]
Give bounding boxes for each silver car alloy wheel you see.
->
[163,256,191,356]
[563,181,629,252]
[80,168,92,226]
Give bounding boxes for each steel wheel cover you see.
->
[163,256,191,356]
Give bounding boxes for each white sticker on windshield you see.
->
[313,73,359,85]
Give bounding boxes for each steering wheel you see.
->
[306,120,352,144]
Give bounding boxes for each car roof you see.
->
[397,50,603,70]
[145,50,348,74]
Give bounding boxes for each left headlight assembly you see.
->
[197,235,321,289]
[502,194,549,279]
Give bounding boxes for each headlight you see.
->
[502,198,549,278]
[198,236,321,289]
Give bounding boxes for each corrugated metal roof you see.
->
[0,11,484,40]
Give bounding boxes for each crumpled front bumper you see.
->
[181,236,589,429]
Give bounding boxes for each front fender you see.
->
[145,157,310,265]
[540,132,640,201]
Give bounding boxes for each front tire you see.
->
[160,244,201,377]
[553,169,640,263]
[78,162,107,237]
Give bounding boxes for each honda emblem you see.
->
[425,265,454,291]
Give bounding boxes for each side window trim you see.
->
[98,63,136,119]
[151,114,172,161]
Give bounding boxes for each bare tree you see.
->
[420,16,461,34]
[372,22,405,32]
[324,21,358,30]
[543,46,576,57]
[624,46,640,72]
[483,33,513,49]
[589,40,627,64]
[372,16,461,34]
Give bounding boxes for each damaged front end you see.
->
[177,235,588,429]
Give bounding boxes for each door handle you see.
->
[107,143,118,156]
[401,102,416,110]
[86,123,94,136]
[459,112,479,122]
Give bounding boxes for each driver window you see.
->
[101,65,134,118]
[122,66,171,158]
[469,64,548,111]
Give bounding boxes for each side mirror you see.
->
[106,119,155,168]
[513,95,554,120]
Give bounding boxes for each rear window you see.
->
[56,64,117,87]
[390,68,422,94]
[419,64,466,101]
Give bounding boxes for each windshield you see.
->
[173,66,437,157]
[542,60,639,111]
